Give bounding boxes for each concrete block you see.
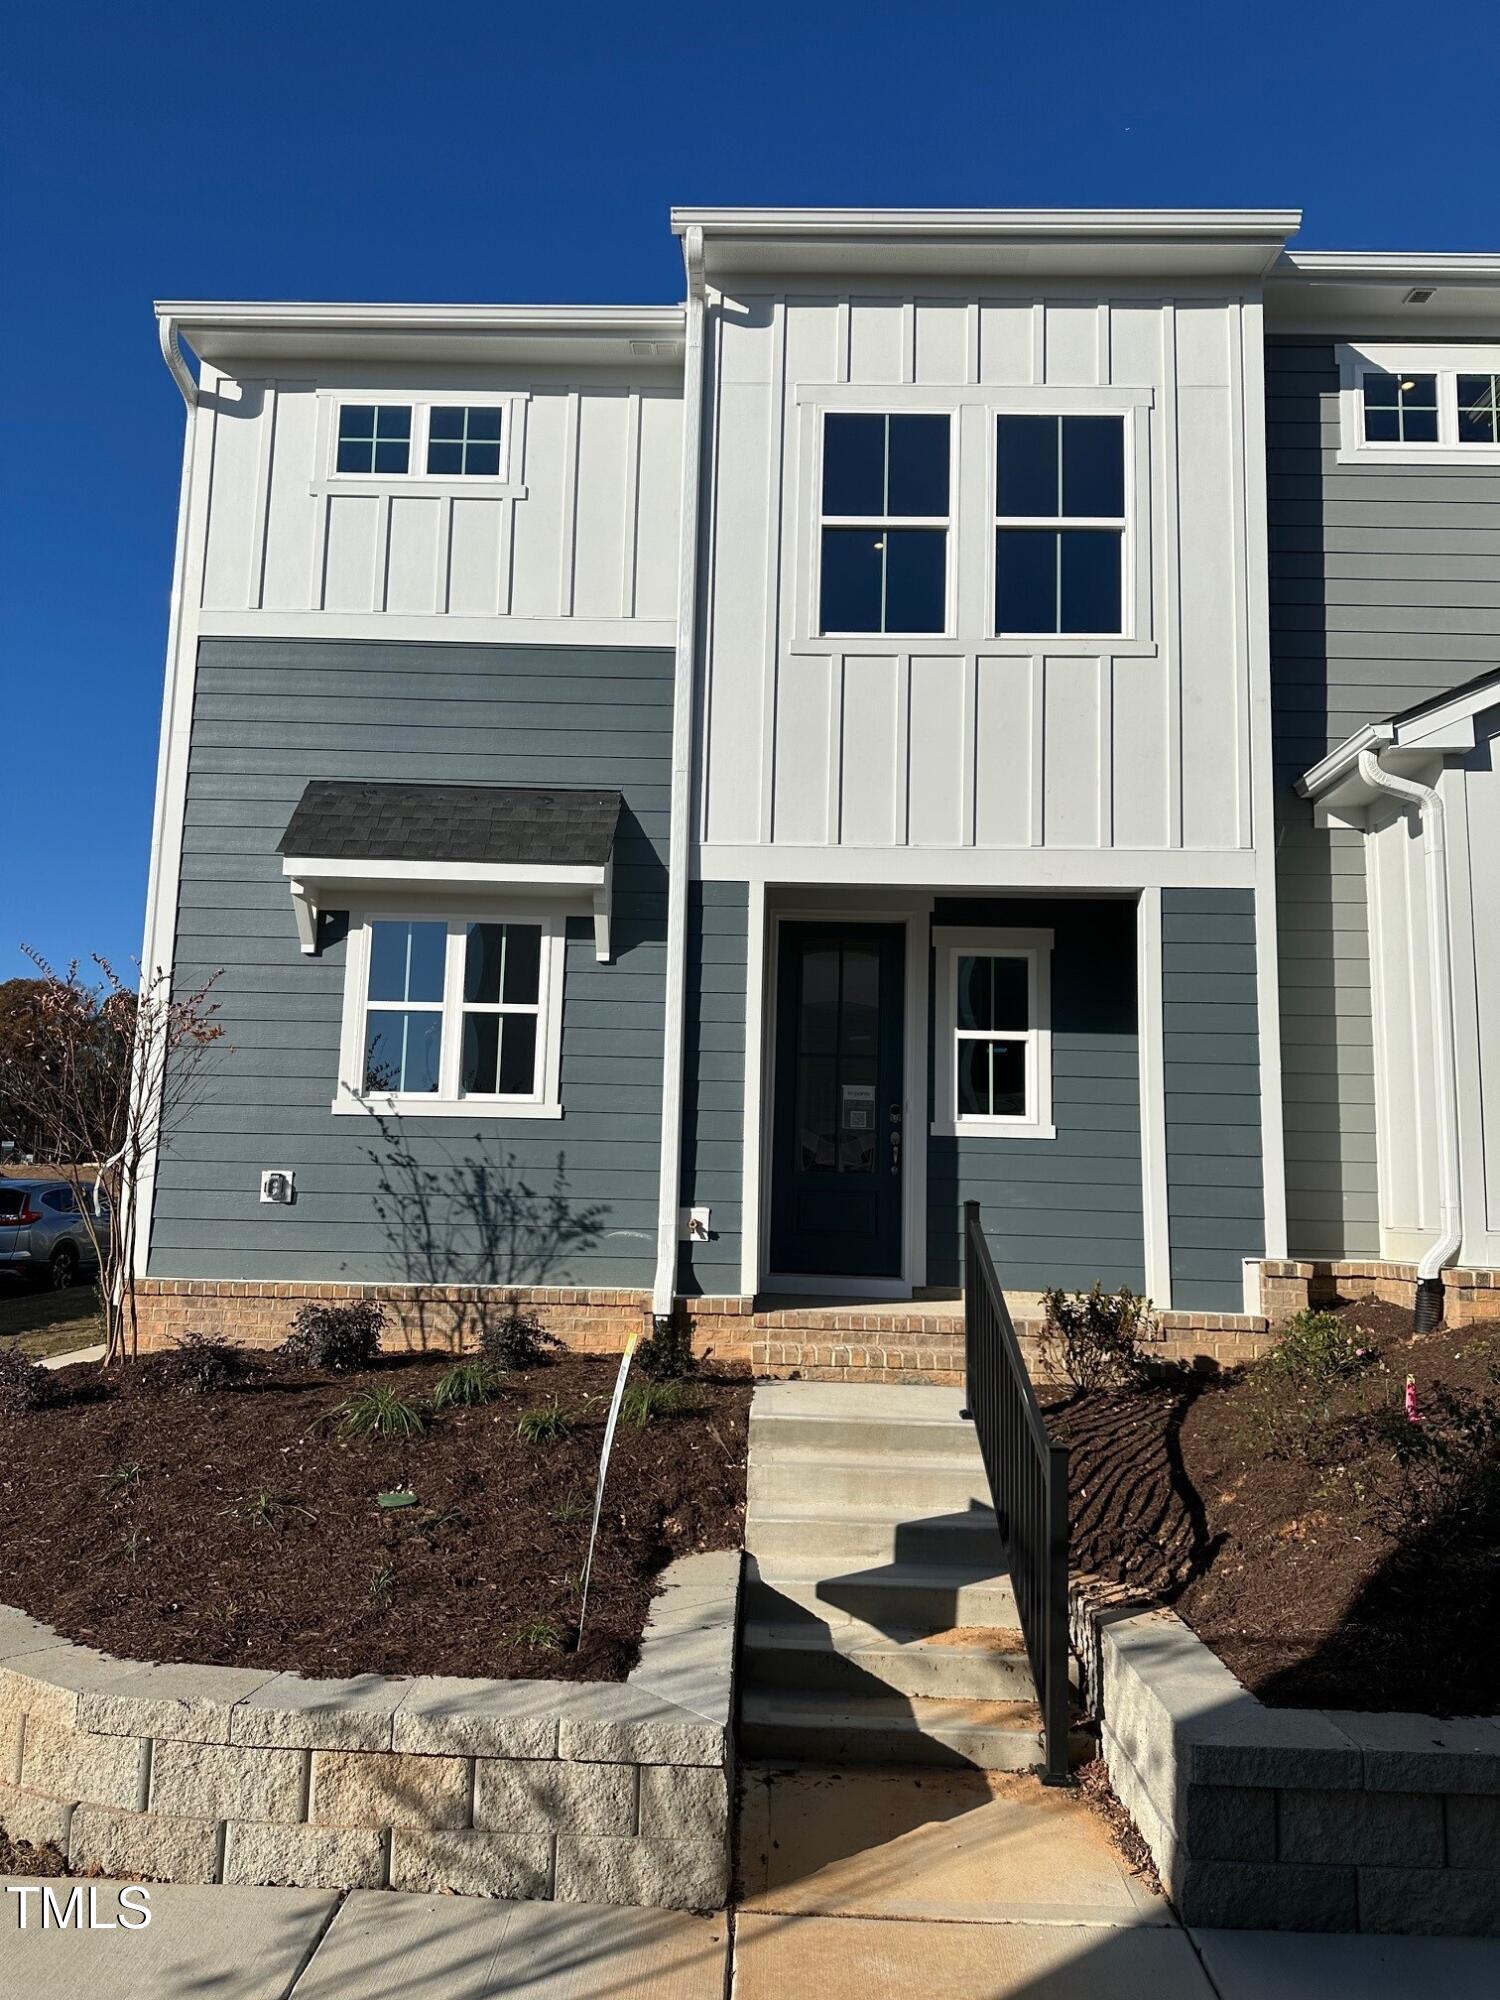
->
[230,1673,411,1752]
[631,1619,736,1727]
[1182,1783,1276,1863]
[0,1703,20,1787]
[1185,1707,1363,1793]
[151,1739,307,1824]
[638,1763,729,1847]
[0,1605,56,1664]
[1326,1711,1500,1795]
[1358,1866,1500,1937]
[0,1780,74,1851]
[223,1820,387,1890]
[20,1715,147,1810]
[0,1644,134,1731]
[1280,1787,1444,1868]
[79,1662,279,1745]
[1178,1858,1358,1932]
[389,1829,553,1898]
[554,1834,728,1911]
[474,1755,635,1836]
[558,1686,726,1768]
[309,1750,469,1830]
[391,1677,559,1759]
[69,1801,222,1884]
[1447,1793,1500,1871]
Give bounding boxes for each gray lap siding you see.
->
[151,638,672,1288]
[1268,337,1500,1258]
[677,882,750,1297]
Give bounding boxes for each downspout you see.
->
[1357,748,1463,1329]
[650,229,708,1322]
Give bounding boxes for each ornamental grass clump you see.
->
[516,1396,573,1445]
[332,1384,426,1440]
[620,1379,688,1429]
[429,1358,505,1411]
[1041,1283,1153,1392]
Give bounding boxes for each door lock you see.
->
[890,1127,901,1175]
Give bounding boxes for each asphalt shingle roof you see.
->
[278,780,622,868]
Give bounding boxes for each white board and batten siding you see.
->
[698,290,1269,876]
[193,369,683,643]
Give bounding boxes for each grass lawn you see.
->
[0,1280,104,1358]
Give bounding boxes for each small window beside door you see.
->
[932,927,1055,1140]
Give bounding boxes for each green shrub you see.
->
[516,1397,573,1445]
[479,1296,562,1371]
[637,1311,697,1382]
[332,1384,426,1440]
[620,1379,687,1428]
[369,1564,395,1610]
[1041,1283,1153,1392]
[279,1300,385,1373]
[1266,1310,1370,1388]
[0,1344,54,1418]
[429,1359,504,1411]
[512,1616,562,1651]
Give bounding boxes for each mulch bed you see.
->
[1048,1299,1500,1714]
[0,1828,70,1877]
[0,1353,749,1683]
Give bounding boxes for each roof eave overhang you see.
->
[155,301,688,372]
[1297,675,1500,825]
[669,207,1301,284]
[280,855,614,962]
[1267,250,1500,333]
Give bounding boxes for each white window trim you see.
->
[1337,344,1500,466]
[313,392,529,497]
[991,411,1134,643]
[333,908,566,1120]
[931,925,1055,1140]
[813,410,958,642]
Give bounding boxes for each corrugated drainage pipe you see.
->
[1356,748,1463,1331]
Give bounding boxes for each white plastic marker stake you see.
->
[577,1327,639,1640]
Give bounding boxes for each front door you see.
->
[769,922,905,1280]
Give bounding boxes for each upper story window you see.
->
[340,913,564,1117]
[1340,347,1500,463]
[427,406,504,476]
[818,413,950,635]
[336,405,412,475]
[994,415,1125,636]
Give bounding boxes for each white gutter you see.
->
[1357,749,1464,1292]
[651,228,708,1320]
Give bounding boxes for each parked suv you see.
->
[0,1180,108,1289]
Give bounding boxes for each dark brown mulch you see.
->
[0,1353,749,1683]
[1049,1299,1500,1714]
[0,1827,71,1877]
[1074,1757,1162,1895]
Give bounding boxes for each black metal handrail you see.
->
[962,1199,1071,1784]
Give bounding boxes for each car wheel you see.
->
[49,1243,80,1290]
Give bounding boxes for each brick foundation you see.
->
[1261,1260,1500,1328]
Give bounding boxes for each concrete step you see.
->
[745,1503,1002,1569]
[738,1687,1052,1771]
[745,1555,1020,1639]
[747,1452,992,1515]
[748,1410,985,1464]
[741,1618,1034,1701]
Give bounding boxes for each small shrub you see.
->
[513,1616,562,1652]
[1366,1384,1500,1545]
[97,1461,142,1496]
[156,1330,257,1395]
[279,1300,385,1373]
[0,1344,54,1418]
[550,1491,590,1525]
[225,1489,315,1531]
[637,1311,697,1382]
[1041,1283,1153,1392]
[332,1384,426,1440]
[429,1359,504,1411]
[516,1396,573,1445]
[369,1564,395,1610]
[620,1379,687,1429]
[479,1296,562,1371]
[1266,1310,1370,1389]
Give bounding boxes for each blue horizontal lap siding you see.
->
[151,638,672,1290]
[677,883,749,1298]
[1162,888,1264,1311]
[926,897,1145,1295]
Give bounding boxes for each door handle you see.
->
[890,1127,901,1175]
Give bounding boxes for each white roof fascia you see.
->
[281,855,613,962]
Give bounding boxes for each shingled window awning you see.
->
[277,780,624,961]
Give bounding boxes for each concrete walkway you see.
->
[3,1870,1500,1997]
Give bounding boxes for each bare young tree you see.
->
[0,953,224,1364]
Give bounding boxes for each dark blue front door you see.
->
[769,923,905,1280]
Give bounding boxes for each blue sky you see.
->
[4,0,1498,980]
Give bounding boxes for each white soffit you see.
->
[157,302,688,371]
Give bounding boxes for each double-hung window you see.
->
[932,928,1054,1140]
[995,415,1126,636]
[339,914,564,1117]
[818,413,951,635]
